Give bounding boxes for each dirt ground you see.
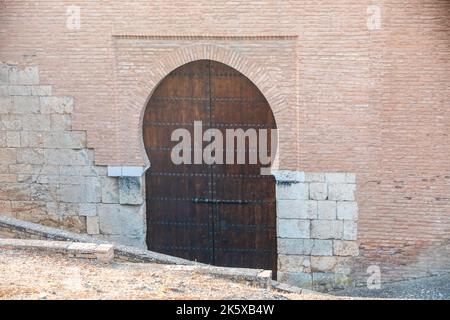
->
[0,249,342,300]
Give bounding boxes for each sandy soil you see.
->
[0,249,340,300]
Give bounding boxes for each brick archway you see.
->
[124,44,289,168]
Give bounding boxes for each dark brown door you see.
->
[143,60,277,275]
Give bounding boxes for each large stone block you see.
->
[79,203,97,217]
[343,220,358,240]
[0,183,31,201]
[278,238,314,255]
[86,216,100,235]
[1,114,51,131]
[0,63,9,84]
[311,256,337,272]
[276,182,309,200]
[333,240,359,256]
[328,183,356,201]
[272,170,305,183]
[101,176,119,203]
[9,66,39,85]
[0,86,8,96]
[309,182,327,200]
[20,131,45,147]
[0,97,12,113]
[311,220,343,239]
[278,271,312,289]
[325,173,347,183]
[57,179,101,203]
[0,148,16,164]
[277,199,317,219]
[278,255,311,273]
[43,131,86,149]
[31,85,52,96]
[337,201,358,220]
[40,96,74,114]
[304,172,325,182]
[317,200,337,220]
[311,240,333,256]
[16,148,45,165]
[312,272,335,291]
[277,218,310,239]
[6,131,20,147]
[98,204,145,236]
[118,176,143,205]
[8,85,32,96]
[50,114,72,130]
[44,149,90,165]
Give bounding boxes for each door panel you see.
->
[144,60,277,275]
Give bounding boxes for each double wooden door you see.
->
[143,60,277,275]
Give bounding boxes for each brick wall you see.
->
[0,0,449,287]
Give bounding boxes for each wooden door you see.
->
[143,60,277,275]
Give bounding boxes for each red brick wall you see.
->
[1,0,449,283]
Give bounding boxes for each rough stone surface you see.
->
[277,219,310,239]
[118,177,144,205]
[277,200,317,219]
[311,220,343,240]
[309,183,328,200]
[333,240,359,257]
[337,202,358,220]
[276,183,309,200]
[328,184,356,201]
[317,200,337,220]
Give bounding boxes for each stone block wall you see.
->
[274,171,359,291]
[0,62,146,248]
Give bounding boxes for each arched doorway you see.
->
[143,60,277,275]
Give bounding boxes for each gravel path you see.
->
[332,275,450,300]
[0,249,339,300]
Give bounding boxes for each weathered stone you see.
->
[309,182,327,200]
[101,177,119,203]
[278,255,311,273]
[0,63,9,84]
[0,148,16,164]
[333,240,359,256]
[44,149,90,165]
[99,234,146,249]
[11,201,47,216]
[46,202,79,217]
[311,220,343,239]
[98,204,145,236]
[57,180,101,203]
[17,148,45,164]
[277,219,310,239]
[312,272,335,291]
[40,96,74,114]
[9,66,39,85]
[278,238,314,255]
[0,174,17,182]
[277,199,317,219]
[43,131,86,149]
[272,170,305,183]
[6,131,20,147]
[86,216,100,235]
[95,244,114,263]
[0,183,31,201]
[343,220,358,240]
[8,85,32,96]
[317,200,337,220]
[0,85,8,96]
[8,164,33,174]
[325,172,347,183]
[337,201,358,220]
[31,184,57,202]
[31,85,52,96]
[304,172,325,182]
[278,271,312,289]
[1,114,51,131]
[311,256,337,272]
[118,176,143,205]
[328,183,356,201]
[79,203,97,217]
[311,240,333,256]
[20,131,45,147]
[276,182,309,200]
[50,114,71,130]
[0,97,12,113]
[345,173,356,183]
